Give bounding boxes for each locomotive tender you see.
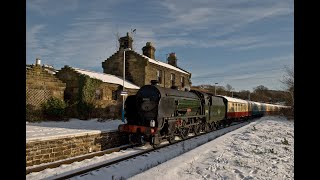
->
[118,81,288,146]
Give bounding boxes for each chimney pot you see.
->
[142,42,156,59]
[167,52,177,67]
[36,58,41,66]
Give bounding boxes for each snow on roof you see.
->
[247,100,262,105]
[44,68,56,74]
[139,54,190,75]
[217,95,248,103]
[72,67,140,89]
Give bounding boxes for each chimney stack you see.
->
[36,58,41,66]
[167,52,177,67]
[118,32,133,50]
[142,42,156,59]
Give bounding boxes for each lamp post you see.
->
[214,83,218,95]
[121,48,131,122]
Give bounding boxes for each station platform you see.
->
[26,119,128,167]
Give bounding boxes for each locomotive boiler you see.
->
[118,81,227,146]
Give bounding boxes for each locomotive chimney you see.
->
[167,52,177,67]
[150,80,159,85]
[171,85,178,90]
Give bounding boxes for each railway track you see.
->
[38,119,255,180]
[26,144,135,175]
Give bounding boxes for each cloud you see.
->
[26,0,293,89]
[159,0,293,36]
[27,0,79,16]
[26,24,56,62]
[26,24,46,49]
[192,54,293,79]
[191,54,293,90]
[232,41,293,51]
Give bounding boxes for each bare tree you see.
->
[226,84,232,92]
[253,85,269,102]
[130,29,136,51]
[280,65,294,108]
[253,85,268,93]
[113,31,120,51]
[226,84,233,96]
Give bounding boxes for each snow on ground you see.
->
[26,145,146,180]
[68,120,252,180]
[26,116,293,180]
[26,119,250,180]
[26,119,124,141]
[130,116,294,180]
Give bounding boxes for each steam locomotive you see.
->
[118,81,289,146]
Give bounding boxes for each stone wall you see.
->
[26,131,129,167]
[145,62,191,89]
[55,67,80,103]
[94,83,138,119]
[102,51,147,87]
[102,51,123,78]
[102,50,192,89]
[26,65,66,109]
[55,66,138,119]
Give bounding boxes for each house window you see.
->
[112,90,118,100]
[171,73,175,87]
[181,76,185,87]
[157,70,162,84]
[95,89,102,100]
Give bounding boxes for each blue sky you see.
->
[26,0,293,91]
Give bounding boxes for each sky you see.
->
[26,0,294,91]
[26,116,293,180]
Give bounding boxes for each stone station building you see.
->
[102,33,192,90]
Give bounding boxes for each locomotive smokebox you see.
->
[150,80,159,85]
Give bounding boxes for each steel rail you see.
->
[50,119,254,180]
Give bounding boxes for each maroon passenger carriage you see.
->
[216,95,251,123]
